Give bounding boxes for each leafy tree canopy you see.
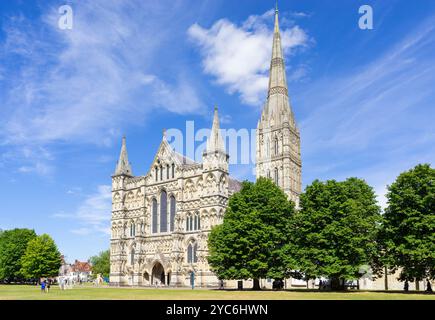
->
[0,228,37,280]
[381,163,435,281]
[89,250,110,278]
[20,234,62,279]
[288,178,381,288]
[207,177,295,289]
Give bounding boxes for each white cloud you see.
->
[188,9,309,106]
[0,0,204,148]
[18,162,54,176]
[53,185,112,235]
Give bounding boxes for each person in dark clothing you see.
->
[426,280,433,293]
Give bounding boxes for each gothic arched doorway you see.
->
[151,262,165,286]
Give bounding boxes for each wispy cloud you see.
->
[188,9,310,106]
[0,0,205,150]
[297,16,435,206]
[53,185,111,235]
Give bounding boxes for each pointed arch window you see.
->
[130,223,135,237]
[187,241,198,264]
[274,137,279,155]
[155,167,158,181]
[166,165,170,179]
[152,198,158,233]
[170,195,176,232]
[274,168,279,185]
[171,163,175,178]
[267,139,270,158]
[194,214,198,230]
[130,248,135,265]
[186,215,190,231]
[160,190,167,233]
[160,165,163,180]
[187,243,193,263]
[193,243,198,263]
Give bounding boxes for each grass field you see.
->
[0,284,434,300]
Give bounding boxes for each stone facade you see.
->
[110,109,241,287]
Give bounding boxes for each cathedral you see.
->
[109,8,302,287]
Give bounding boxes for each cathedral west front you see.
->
[109,8,302,287]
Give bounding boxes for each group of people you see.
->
[58,276,76,290]
[40,279,51,293]
[404,280,433,293]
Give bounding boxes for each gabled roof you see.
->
[228,177,242,193]
[146,132,200,177]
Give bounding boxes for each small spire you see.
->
[274,2,280,34]
[114,136,133,176]
[162,128,167,140]
[206,106,225,154]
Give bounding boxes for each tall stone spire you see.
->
[114,136,133,176]
[268,3,288,97]
[256,6,302,207]
[205,106,226,154]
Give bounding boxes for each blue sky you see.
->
[0,0,434,262]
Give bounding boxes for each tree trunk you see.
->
[416,279,420,291]
[330,277,342,291]
[384,267,388,291]
[252,278,261,290]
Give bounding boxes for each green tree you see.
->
[207,177,295,290]
[0,228,37,281]
[89,250,110,278]
[381,164,435,286]
[20,234,62,279]
[288,178,381,290]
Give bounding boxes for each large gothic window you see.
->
[193,243,198,263]
[152,198,158,233]
[187,241,198,263]
[170,195,176,232]
[160,190,167,232]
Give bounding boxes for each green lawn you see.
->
[0,284,434,300]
